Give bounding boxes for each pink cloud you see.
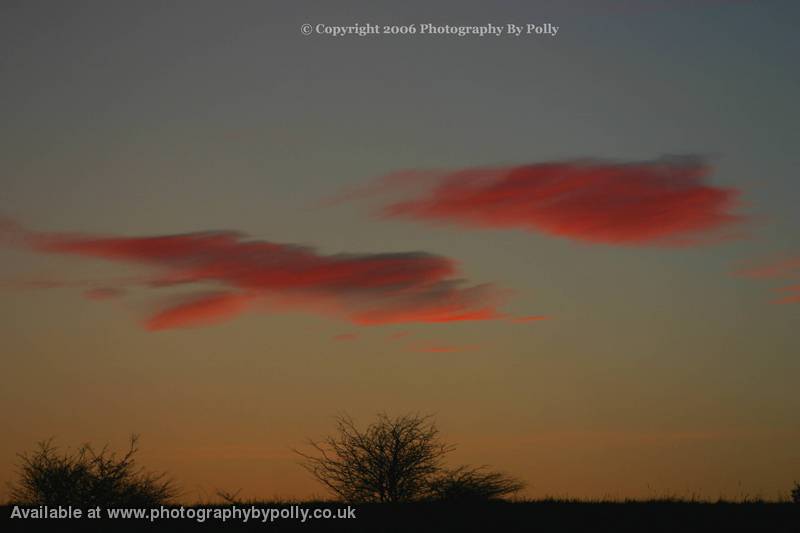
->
[774,294,800,304]
[734,254,800,305]
[772,284,800,304]
[333,157,744,247]
[1,219,517,330]
[734,256,800,279]
[146,292,255,331]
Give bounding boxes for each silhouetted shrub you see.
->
[295,413,525,503]
[9,435,176,507]
[792,481,800,504]
[427,465,525,501]
[296,413,452,502]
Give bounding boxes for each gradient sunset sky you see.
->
[1,0,798,501]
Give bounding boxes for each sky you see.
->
[1,0,798,501]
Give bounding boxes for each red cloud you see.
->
[734,256,800,279]
[2,219,514,330]
[733,254,800,305]
[340,157,744,246]
[349,283,507,325]
[775,294,800,304]
[31,231,456,291]
[146,292,254,330]
[772,284,800,304]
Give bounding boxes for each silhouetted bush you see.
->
[792,481,800,504]
[427,465,524,501]
[296,413,452,502]
[8,435,176,507]
[295,413,525,503]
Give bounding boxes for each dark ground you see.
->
[2,501,799,532]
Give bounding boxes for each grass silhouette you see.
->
[2,424,799,532]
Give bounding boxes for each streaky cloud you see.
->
[733,255,800,279]
[1,218,519,330]
[733,254,800,305]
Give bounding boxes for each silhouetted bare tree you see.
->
[295,413,454,502]
[9,435,177,507]
[295,413,525,503]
